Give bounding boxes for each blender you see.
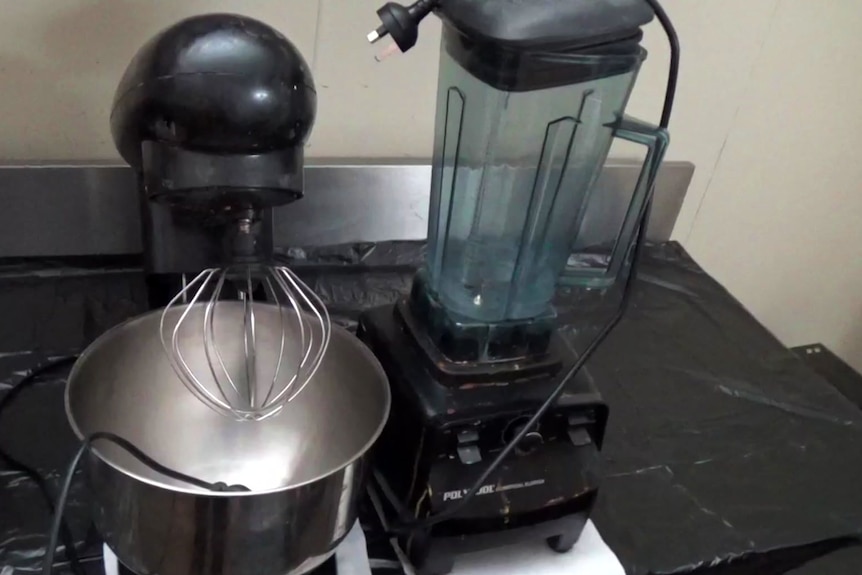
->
[358,1,675,574]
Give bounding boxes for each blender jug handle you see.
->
[560,115,669,288]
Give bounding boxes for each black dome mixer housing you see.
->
[111,13,316,211]
[114,14,317,299]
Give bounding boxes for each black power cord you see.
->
[643,0,680,128]
[0,355,85,575]
[42,431,250,575]
[370,0,680,535]
[0,353,251,575]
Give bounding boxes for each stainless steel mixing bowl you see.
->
[65,303,390,575]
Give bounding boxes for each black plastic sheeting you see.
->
[1,242,861,575]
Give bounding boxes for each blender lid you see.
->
[438,0,654,51]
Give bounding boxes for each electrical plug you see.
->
[367,0,438,56]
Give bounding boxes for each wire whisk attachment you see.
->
[159,265,331,422]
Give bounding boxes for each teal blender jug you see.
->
[374,0,671,363]
[423,8,669,327]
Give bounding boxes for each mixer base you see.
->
[103,522,366,575]
[110,551,340,575]
[114,559,337,575]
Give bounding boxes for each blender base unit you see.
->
[357,303,608,575]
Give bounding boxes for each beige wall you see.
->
[1,1,860,370]
[684,1,862,372]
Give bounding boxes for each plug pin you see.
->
[367,27,385,44]
[374,42,402,62]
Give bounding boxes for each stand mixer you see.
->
[58,14,392,575]
[111,13,330,421]
[358,1,674,573]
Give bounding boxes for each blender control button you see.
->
[568,413,594,427]
[457,444,482,465]
[457,429,480,444]
[568,427,592,447]
[515,431,544,456]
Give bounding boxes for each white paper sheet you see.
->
[102,522,372,575]
[450,521,624,575]
[336,522,374,575]
[103,544,119,575]
[101,519,620,575]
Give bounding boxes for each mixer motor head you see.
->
[111,13,317,213]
